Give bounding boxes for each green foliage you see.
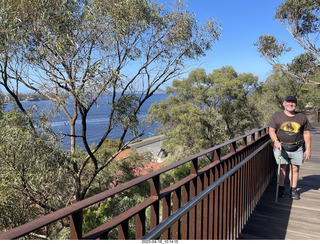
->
[256,0,320,85]
[82,154,151,237]
[255,34,291,60]
[288,53,320,83]
[111,94,140,136]
[275,0,320,36]
[88,149,150,195]
[83,191,148,238]
[1,0,221,205]
[0,91,4,115]
[0,110,74,236]
[251,68,320,125]
[148,67,262,164]
[1,0,222,238]
[0,110,152,237]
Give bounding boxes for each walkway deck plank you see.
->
[238,124,320,240]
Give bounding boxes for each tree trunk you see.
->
[70,100,78,154]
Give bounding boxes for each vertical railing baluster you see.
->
[245,159,249,223]
[257,130,261,139]
[239,163,244,233]
[214,165,219,240]
[251,133,255,143]
[191,158,198,175]
[162,194,171,239]
[252,154,256,212]
[222,160,228,239]
[235,155,240,237]
[226,157,232,240]
[172,188,181,239]
[242,137,247,147]
[118,220,129,240]
[196,174,203,239]
[181,183,189,239]
[189,158,198,239]
[214,148,221,162]
[70,211,82,240]
[218,162,223,240]
[230,155,236,239]
[150,175,160,231]
[136,210,145,239]
[208,168,214,239]
[230,141,237,153]
[213,149,221,240]
[202,170,209,239]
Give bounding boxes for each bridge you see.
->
[0,125,319,240]
[239,124,320,240]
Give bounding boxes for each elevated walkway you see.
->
[1,126,318,240]
[239,124,320,240]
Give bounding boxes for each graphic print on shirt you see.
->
[279,121,301,137]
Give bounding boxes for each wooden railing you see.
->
[0,127,275,240]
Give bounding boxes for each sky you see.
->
[181,0,305,82]
[1,0,306,93]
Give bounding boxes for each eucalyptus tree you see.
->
[0,0,220,201]
[251,68,320,127]
[147,67,262,164]
[0,110,73,236]
[0,90,4,114]
[0,2,38,134]
[255,0,320,85]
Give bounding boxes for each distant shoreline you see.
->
[3,90,167,103]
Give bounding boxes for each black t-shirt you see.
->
[267,111,312,143]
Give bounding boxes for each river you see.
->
[4,93,170,150]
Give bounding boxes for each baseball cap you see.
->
[284,96,297,103]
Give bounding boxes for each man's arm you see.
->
[303,130,311,161]
[269,127,282,150]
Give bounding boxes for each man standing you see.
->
[268,96,312,200]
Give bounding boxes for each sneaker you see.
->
[290,188,300,200]
[278,186,285,198]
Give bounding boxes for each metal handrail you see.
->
[0,126,270,240]
[141,139,271,240]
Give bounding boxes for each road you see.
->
[128,136,168,160]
